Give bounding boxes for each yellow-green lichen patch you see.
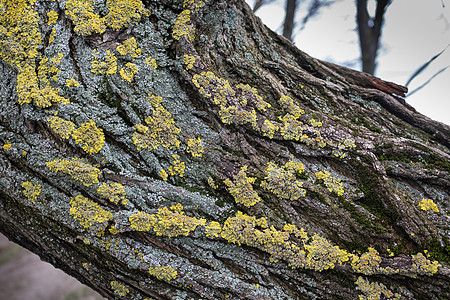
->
[183,0,204,9]
[418,198,439,212]
[119,62,138,82]
[410,252,440,275]
[207,176,218,189]
[172,10,195,41]
[148,266,178,282]
[160,169,168,181]
[183,54,195,70]
[220,212,307,268]
[129,211,157,231]
[186,137,204,157]
[47,10,58,25]
[332,138,356,158]
[65,0,106,35]
[104,0,149,31]
[351,247,381,275]
[304,234,350,271]
[46,158,101,186]
[261,161,306,201]
[47,116,76,139]
[168,154,185,177]
[91,50,117,75]
[97,183,128,205]
[49,28,56,44]
[22,181,41,203]
[278,114,304,141]
[116,37,141,58]
[283,224,308,241]
[110,280,129,296]
[261,120,278,139]
[236,83,271,112]
[153,203,206,238]
[132,105,181,151]
[205,221,222,238]
[69,195,112,230]
[147,94,162,107]
[355,277,401,300]
[145,56,157,69]
[66,78,80,87]
[315,170,344,196]
[224,166,261,207]
[309,118,322,127]
[2,140,12,150]
[278,95,304,119]
[72,119,105,154]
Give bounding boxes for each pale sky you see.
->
[246,0,450,125]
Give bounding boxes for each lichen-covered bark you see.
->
[0,0,449,299]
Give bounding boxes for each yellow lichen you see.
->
[22,181,41,203]
[410,252,440,275]
[261,161,306,201]
[304,234,350,271]
[418,199,439,213]
[236,83,271,112]
[47,116,76,139]
[46,158,101,186]
[47,10,58,25]
[183,54,195,70]
[147,94,162,107]
[207,176,218,189]
[72,119,105,154]
[91,50,117,75]
[145,56,157,69]
[278,115,303,141]
[351,247,382,275]
[355,277,401,300]
[2,140,12,150]
[148,266,178,282]
[116,37,141,58]
[261,120,278,139]
[66,78,80,87]
[129,211,157,231]
[49,28,56,44]
[119,62,138,82]
[205,221,222,238]
[315,170,344,196]
[153,204,206,238]
[279,95,304,119]
[97,183,128,205]
[110,280,129,296]
[186,137,204,157]
[168,154,185,177]
[69,195,112,229]
[132,105,181,151]
[104,0,149,31]
[224,166,261,207]
[160,169,168,181]
[65,0,106,35]
[172,10,195,41]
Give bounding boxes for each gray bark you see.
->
[0,0,449,299]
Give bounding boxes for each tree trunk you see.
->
[356,0,391,75]
[283,0,297,41]
[0,0,449,299]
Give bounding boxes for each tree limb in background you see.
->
[356,0,391,74]
[283,0,298,40]
[407,66,449,97]
[253,0,277,12]
[405,43,449,87]
[299,0,338,31]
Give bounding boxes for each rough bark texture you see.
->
[0,0,449,299]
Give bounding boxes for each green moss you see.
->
[354,159,399,224]
[351,116,382,133]
[425,237,450,264]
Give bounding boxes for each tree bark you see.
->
[0,0,449,299]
